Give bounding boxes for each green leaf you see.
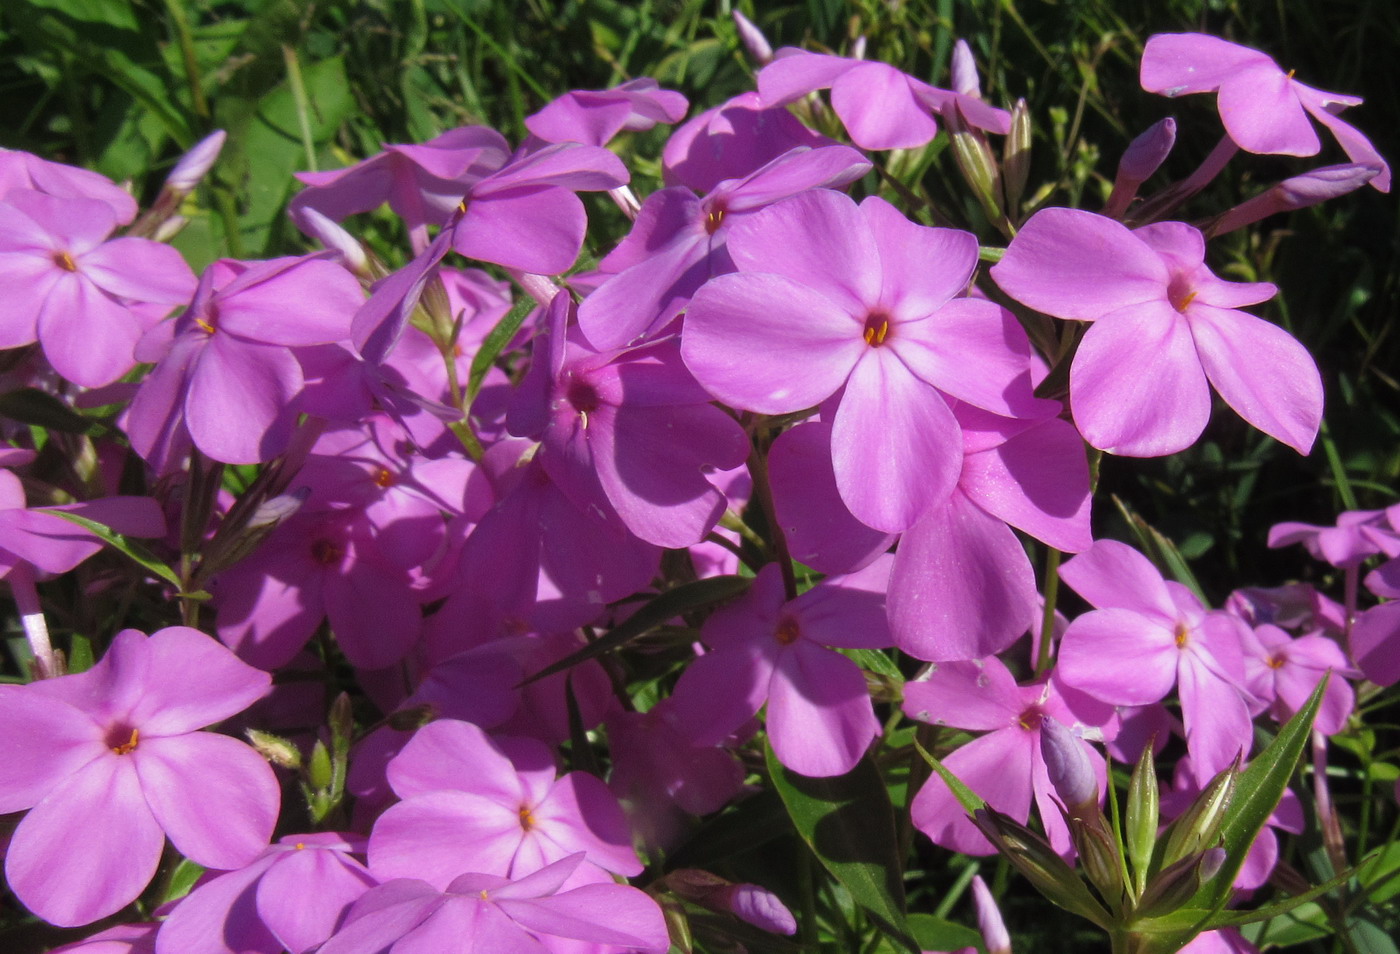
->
[907,913,982,951]
[36,508,184,590]
[66,633,94,674]
[0,387,95,433]
[158,857,205,904]
[520,575,750,685]
[913,738,986,815]
[466,294,534,406]
[765,744,918,954]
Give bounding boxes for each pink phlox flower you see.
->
[992,207,1322,457]
[757,49,1010,150]
[49,923,158,954]
[1180,928,1262,954]
[526,78,688,147]
[0,189,195,386]
[661,90,838,193]
[209,506,425,671]
[0,627,277,926]
[1056,539,1258,783]
[606,699,746,851]
[510,292,750,548]
[904,656,1111,856]
[577,144,871,350]
[289,126,512,250]
[684,189,1035,533]
[0,147,137,223]
[125,253,364,468]
[1225,582,1346,635]
[887,403,1092,662]
[1140,33,1390,192]
[318,853,669,954]
[666,561,889,777]
[1240,623,1356,735]
[368,719,641,887]
[153,833,377,954]
[1351,600,1400,688]
[1267,506,1400,568]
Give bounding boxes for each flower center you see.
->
[53,250,78,272]
[311,538,344,566]
[1017,707,1042,731]
[863,312,891,347]
[704,202,727,235]
[774,616,801,645]
[1174,622,1191,648]
[108,725,140,755]
[519,804,536,831]
[1267,654,1286,670]
[195,304,220,335]
[373,466,396,489]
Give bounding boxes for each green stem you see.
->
[281,45,319,173]
[1036,547,1062,676]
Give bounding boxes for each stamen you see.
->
[704,205,726,234]
[1174,622,1190,648]
[863,313,891,347]
[1172,290,1198,312]
[519,804,535,831]
[373,467,395,489]
[54,251,78,272]
[111,727,140,755]
[774,617,801,645]
[195,317,216,335]
[1267,654,1286,670]
[294,842,306,850]
[311,539,344,566]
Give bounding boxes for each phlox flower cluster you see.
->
[0,22,1391,954]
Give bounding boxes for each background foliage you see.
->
[0,1,1396,951]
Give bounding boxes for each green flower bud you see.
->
[1160,762,1237,869]
[1124,742,1160,897]
[973,808,1113,928]
[245,728,302,769]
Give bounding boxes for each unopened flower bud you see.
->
[152,214,189,243]
[246,728,303,769]
[1103,118,1177,219]
[947,108,1004,221]
[851,35,867,61]
[951,39,982,99]
[165,129,227,195]
[971,876,1011,954]
[296,207,371,277]
[1205,162,1382,237]
[307,739,333,791]
[666,869,797,935]
[1124,742,1160,895]
[1161,763,1237,868]
[732,10,773,66]
[388,703,436,731]
[1073,817,1126,907]
[973,808,1111,927]
[1003,99,1031,215]
[1135,847,1226,919]
[1041,716,1098,815]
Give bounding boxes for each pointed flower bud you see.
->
[973,809,1112,928]
[1135,847,1227,920]
[246,728,303,769]
[1003,98,1031,214]
[297,206,372,277]
[1161,762,1237,868]
[1103,118,1176,219]
[1041,716,1098,815]
[1073,817,1126,910]
[970,876,1011,954]
[1124,743,1160,896]
[666,869,798,936]
[165,129,227,195]
[946,107,1004,221]
[1205,162,1381,237]
[732,10,773,66]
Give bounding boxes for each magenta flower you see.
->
[666,561,889,776]
[368,719,641,887]
[0,627,277,926]
[661,91,837,193]
[992,207,1323,456]
[1055,540,1256,783]
[1268,507,1400,568]
[525,78,688,147]
[154,833,377,954]
[1140,33,1390,192]
[904,656,1110,856]
[318,852,669,954]
[684,189,1034,532]
[0,190,195,386]
[0,147,138,223]
[757,49,1010,150]
[1240,623,1356,736]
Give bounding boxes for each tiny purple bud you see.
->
[165,130,227,194]
[1040,716,1098,813]
[851,35,867,61]
[719,884,798,936]
[970,876,1011,954]
[1206,162,1382,236]
[732,10,773,66]
[1103,117,1176,218]
[296,207,371,277]
[951,40,982,99]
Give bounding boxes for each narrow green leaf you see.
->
[519,575,750,685]
[66,633,94,674]
[913,738,986,815]
[158,857,205,905]
[907,913,982,951]
[0,387,95,433]
[466,294,533,405]
[37,508,185,590]
[765,744,918,954]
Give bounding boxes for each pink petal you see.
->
[36,275,144,387]
[892,297,1033,415]
[6,756,163,927]
[81,236,196,304]
[667,643,772,747]
[911,730,1035,855]
[136,733,278,869]
[1217,62,1318,156]
[499,883,669,950]
[767,643,879,776]
[388,718,521,802]
[960,417,1092,552]
[887,492,1037,661]
[1056,608,1179,705]
[1188,303,1322,453]
[830,63,938,150]
[369,792,522,886]
[1178,656,1254,782]
[0,688,104,812]
[861,196,976,313]
[155,854,281,954]
[901,657,1024,731]
[127,626,271,736]
[831,349,961,532]
[455,188,586,274]
[530,772,641,875]
[682,271,864,413]
[316,880,444,954]
[1059,539,1179,618]
[1297,86,1391,192]
[1140,34,1273,96]
[725,188,880,317]
[1070,301,1209,456]
[216,258,360,346]
[991,208,1168,320]
[757,51,857,105]
[186,337,302,464]
[257,847,378,954]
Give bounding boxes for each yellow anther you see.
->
[112,727,140,755]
